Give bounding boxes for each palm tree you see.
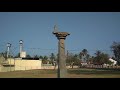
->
[79,52,83,60]
[95,50,101,57]
[86,54,90,63]
[82,49,88,56]
[39,55,43,60]
[50,53,55,66]
[26,54,31,58]
[94,50,110,65]
[82,49,88,62]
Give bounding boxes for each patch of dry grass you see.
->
[0,68,120,78]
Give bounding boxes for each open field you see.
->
[0,68,120,78]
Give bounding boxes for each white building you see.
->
[109,58,117,65]
[20,51,26,58]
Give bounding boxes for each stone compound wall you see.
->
[12,59,42,71]
[0,58,42,72]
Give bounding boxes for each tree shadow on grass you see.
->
[67,68,120,75]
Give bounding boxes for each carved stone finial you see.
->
[53,24,59,33]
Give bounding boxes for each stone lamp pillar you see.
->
[53,32,70,78]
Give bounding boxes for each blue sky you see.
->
[0,12,120,57]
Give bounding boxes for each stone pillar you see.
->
[53,32,70,78]
[19,40,23,58]
[7,43,11,58]
[58,38,66,78]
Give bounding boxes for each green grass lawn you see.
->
[67,68,120,78]
[0,68,120,78]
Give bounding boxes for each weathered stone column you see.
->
[6,43,11,59]
[53,32,70,78]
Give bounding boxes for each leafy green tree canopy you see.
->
[111,41,120,65]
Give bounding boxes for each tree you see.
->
[79,52,83,60]
[66,53,81,68]
[93,50,110,65]
[111,41,120,65]
[39,55,43,59]
[2,51,7,59]
[95,50,101,56]
[42,55,48,64]
[82,49,88,56]
[72,54,81,67]
[89,56,94,64]
[50,53,56,65]
[26,54,31,58]
[79,49,89,62]
[86,54,90,64]
[34,55,39,58]
[0,51,10,59]
[43,56,48,60]
[93,50,102,65]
